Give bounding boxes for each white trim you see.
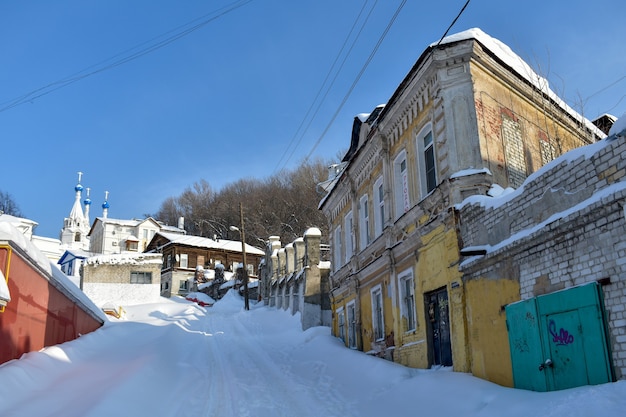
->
[370,284,385,342]
[373,176,384,237]
[393,150,410,219]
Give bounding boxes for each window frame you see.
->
[373,176,384,237]
[347,300,357,349]
[393,150,410,219]
[398,268,417,332]
[180,253,188,269]
[344,210,354,263]
[337,306,346,343]
[416,126,437,197]
[371,285,385,342]
[359,195,370,250]
[334,225,342,271]
[130,271,152,284]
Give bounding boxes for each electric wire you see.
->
[272,0,373,174]
[273,0,380,174]
[435,0,471,46]
[0,0,252,113]
[302,0,408,163]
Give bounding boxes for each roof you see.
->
[0,222,106,322]
[150,231,265,255]
[87,216,185,236]
[58,248,96,265]
[319,27,606,210]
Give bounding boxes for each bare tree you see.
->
[152,158,333,246]
[0,190,22,217]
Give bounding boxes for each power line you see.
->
[273,0,378,174]
[302,0,471,163]
[0,0,252,114]
[435,0,471,46]
[302,0,408,163]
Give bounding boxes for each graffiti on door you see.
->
[548,319,574,346]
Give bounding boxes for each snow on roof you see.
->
[461,180,626,268]
[450,167,492,179]
[435,28,605,139]
[156,231,265,255]
[457,137,612,211]
[85,252,163,266]
[0,222,107,322]
[609,112,626,136]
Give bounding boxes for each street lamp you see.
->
[230,202,249,310]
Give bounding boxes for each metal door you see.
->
[427,288,453,366]
[505,298,547,391]
[506,282,613,391]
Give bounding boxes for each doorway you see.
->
[426,287,453,367]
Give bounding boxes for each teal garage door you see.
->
[506,283,613,391]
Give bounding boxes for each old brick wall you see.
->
[459,134,626,379]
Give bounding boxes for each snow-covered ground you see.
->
[1,292,625,417]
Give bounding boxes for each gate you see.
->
[426,287,453,366]
[506,283,613,391]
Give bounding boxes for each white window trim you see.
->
[344,211,354,263]
[416,125,437,198]
[180,253,188,269]
[359,195,370,250]
[398,268,417,333]
[347,300,357,349]
[336,306,346,343]
[374,176,384,237]
[393,150,410,219]
[334,225,342,270]
[371,284,385,342]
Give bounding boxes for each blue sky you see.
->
[1,0,625,238]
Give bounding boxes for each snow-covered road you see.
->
[1,292,626,417]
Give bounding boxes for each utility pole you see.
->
[230,203,249,310]
[238,203,249,310]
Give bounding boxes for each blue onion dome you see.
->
[102,201,110,209]
[84,198,92,206]
[75,183,84,192]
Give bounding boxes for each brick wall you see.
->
[458,134,626,378]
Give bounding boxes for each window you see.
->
[393,151,410,218]
[130,271,152,284]
[371,285,384,341]
[344,211,354,263]
[179,279,189,291]
[180,253,188,268]
[347,301,357,349]
[423,131,437,193]
[334,225,342,270]
[398,269,416,332]
[337,307,346,343]
[501,113,526,188]
[540,136,556,165]
[359,195,370,250]
[374,176,384,237]
[126,240,138,251]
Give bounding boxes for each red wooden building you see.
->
[0,223,105,365]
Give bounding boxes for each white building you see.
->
[88,216,186,255]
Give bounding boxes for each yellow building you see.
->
[320,28,604,385]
